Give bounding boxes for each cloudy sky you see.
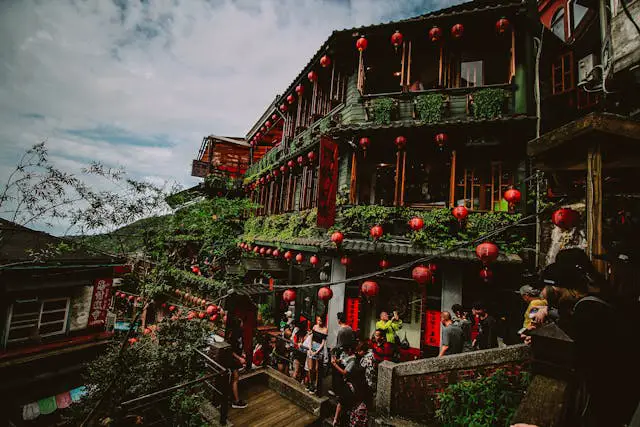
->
[0,0,460,232]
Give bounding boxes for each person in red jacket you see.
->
[371,329,393,363]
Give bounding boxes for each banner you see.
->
[317,137,339,228]
[424,309,441,347]
[87,278,113,327]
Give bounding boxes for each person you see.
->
[348,344,369,427]
[291,321,308,382]
[439,311,464,357]
[375,311,402,345]
[330,344,364,427]
[357,341,376,395]
[471,301,497,350]
[307,315,327,395]
[330,312,354,397]
[408,78,424,92]
[519,285,547,330]
[371,329,393,363]
[451,304,473,352]
[229,318,248,409]
[274,328,291,375]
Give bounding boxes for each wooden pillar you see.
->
[349,152,358,204]
[449,150,457,207]
[587,143,605,273]
[400,151,407,206]
[394,151,401,206]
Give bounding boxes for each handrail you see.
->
[361,83,515,100]
[119,373,218,408]
[194,347,229,373]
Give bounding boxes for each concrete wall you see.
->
[326,259,347,348]
[69,285,94,331]
[376,344,531,422]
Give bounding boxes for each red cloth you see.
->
[398,347,421,362]
[371,341,393,363]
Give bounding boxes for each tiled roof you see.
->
[233,284,272,296]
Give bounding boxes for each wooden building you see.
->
[0,219,126,423]
[191,135,250,179]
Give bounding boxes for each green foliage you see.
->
[472,88,509,119]
[258,302,275,326]
[242,208,322,243]
[71,319,212,424]
[170,390,209,427]
[370,97,396,125]
[204,174,235,192]
[436,370,531,427]
[415,93,447,123]
[333,205,400,236]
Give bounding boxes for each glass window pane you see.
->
[461,61,483,87]
[12,301,39,315]
[573,3,589,29]
[39,323,64,335]
[42,299,67,312]
[41,311,66,324]
[552,8,566,40]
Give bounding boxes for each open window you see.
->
[355,141,397,206]
[552,51,574,94]
[454,160,515,211]
[363,36,404,94]
[404,147,450,207]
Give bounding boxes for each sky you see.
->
[0,0,462,234]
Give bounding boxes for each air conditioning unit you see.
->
[578,54,597,84]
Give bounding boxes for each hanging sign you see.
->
[424,309,441,347]
[317,137,339,228]
[87,278,113,327]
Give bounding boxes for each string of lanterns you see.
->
[243,149,317,192]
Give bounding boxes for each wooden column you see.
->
[350,152,358,205]
[400,151,407,206]
[587,143,605,273]
[449,150,457,207]
[394,151,401,206]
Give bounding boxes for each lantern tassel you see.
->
[357,50,365,95]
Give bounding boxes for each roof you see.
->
[207,135,250,148]
[232,284,272,296]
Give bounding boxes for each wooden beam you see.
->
[349,152,358,205]
[394,151,401,206]
[449,150,457,207]
[587,143,605,274]
[438,46,443,87]
[400,151,407,206]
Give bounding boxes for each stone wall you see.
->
[376,344,531,422]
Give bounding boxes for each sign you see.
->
[87,278,113,327]
[424,309,441,347]
[191,160,210,178]
[317,137,339,228]
[345,297,360,332]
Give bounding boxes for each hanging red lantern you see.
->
[452,205,469,221]
[320,55,331,68]
[287,160,295,169]
[266,120,272,128]
[308,70,318,82]
[429,26,442,42]
[128,295,135,302]
[198,312,206,319]
[191,265,200,275]
[331,231,344,246]
[143,327,151,335]
[120,292,127,299]
[260,126,265,132]
[361,280,379,297]
[284,251,293,261]
[307,151,316,163]
[496,17,511,35]
[476,242,499,265]
[253,246,260,254]
[161,303,167,308]
[169,305,176,312]
[359,137,370,151]
[356,36,368,51]
[259,177,265,185]
[552,208,579,229]
[340,255,352,267]
[187,311,196,320]
[286,94,295,104]
[379,259,390,269]
[412,265,432,284]
[266,248,273,256]
[318,286,333,301]
[409,216,424,231]
[435,132,448,148]
[394,135,407,150]
[273,169,280,178]
[272,113,278,121]
[295,253,304,264]
[504,188,521,205]
[370,225,384,240]
[272,249,280,258]
[175,289,181,296]
[310,255,319,266]
[295,84,305,96]
[210,314,219,322]
[297,155,305,166]
[391,30,403,47]
[128,338,137,345]
[428,263,438,274]
[451,23,464,38]
[259,247,266,256]
[280,165,287,174]
[280,104,288,112]
[283,289,297,302]
[480,266,494,283]
[206,305,216,315]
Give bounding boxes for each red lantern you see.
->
[266,120,272,128]
[476,242,499,265]
[361,280,379,297]
[206,305,216,315]
[273,169,280,178]
[359,137,370,151]
[391,30,403,47]
[504,188,521,206]
[280,165,287,174]
[128,295,135,302]
[435,132,448,148]
[429,26,442,42]
[283,289,297,302]
[412,265,432,284]
[120,292,126,299]
[136,296,142,303]
[161,303,167,308]
[144,327,151,335]
[198,312,206,319]
[552,208,579,229]
[169,305,176,312]
[308,70,318,82]
[428,263,438,273]
[356,36,368,51]
[253,246,260,254]
[310,255,319,266]
[318,286,333,301]
[320,55,331,68]
[295,84,304,96]
[452,205,469,221]
[409,216,424,231]
[331,231,344,246]
[272,249,281,258]
[266,248,273,256]
[187,311,196,320]
[307,151,316,163]
[340,256,352,267]
[480,267,494,283]
[280,104,288,112]
[295,253,304,264]
[272,113,278,121]
[451,23,464,38]
[394,135,407,150]
[379,259,390,269]
[260,126,265,132]
[286,94,295,104]
[496,17,511,35]
[175,289,181,296]
[128,338,137,345]
[210,314,219,322]
[297,155,305,166]
[284,251,293,261]
[287,160,295,169]
[370,225,384,240]
[260,247,266,256]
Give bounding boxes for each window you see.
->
[552,52,574,94]
[461,61,484,87]
[299,165,319,210]
[5,298,70,344]
[404,154,450,207]
[551,8,566,40]
[455,162,514,211]
[572,2,589,30]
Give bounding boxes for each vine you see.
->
[471,88,509,119]
[369,97,397,125]
[415,93,447,123]
[242,208,322,243]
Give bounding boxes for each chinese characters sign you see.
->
[87,278,113,327]
[424,310,441,347]
[317,137,339,228]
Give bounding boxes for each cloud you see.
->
[0,0,462,233]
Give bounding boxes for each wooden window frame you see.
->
[454,161,514,211]
[4,298,70,345]
[552,51,574,95]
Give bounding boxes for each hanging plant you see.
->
[369,97,397,125]
[471,88,509,119]
[414,93,447,123]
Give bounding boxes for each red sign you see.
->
[345,297,360,331]
[87,278,113,327]
[317,137,339,228]
[424,310,441,347]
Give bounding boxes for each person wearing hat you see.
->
[519,285,547,330]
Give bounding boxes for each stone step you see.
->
[265,367,330,418]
